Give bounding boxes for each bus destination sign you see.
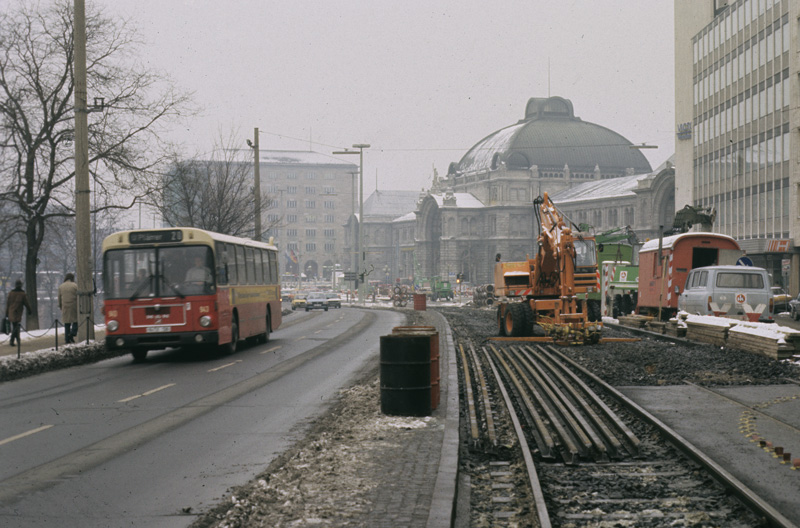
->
[129,230,183,244]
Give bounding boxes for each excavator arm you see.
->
[494,193,601,343]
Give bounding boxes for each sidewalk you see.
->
[359,308,460,528]
[0,327,105,358]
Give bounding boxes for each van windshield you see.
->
[716,272,764,289]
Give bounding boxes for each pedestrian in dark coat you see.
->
[5,280,32,346]
[58,273,79,343]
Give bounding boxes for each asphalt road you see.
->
[773,310,800,330]
[0,306,404,528]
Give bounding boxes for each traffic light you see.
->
[456,273,463,284]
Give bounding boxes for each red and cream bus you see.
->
[102,228,282,361]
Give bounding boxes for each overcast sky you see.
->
[99,0,675,197]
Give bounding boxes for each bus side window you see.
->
[236,245,247,285]
[270,250,278,284]
[699,270,708,287]
[246,247,256,285]
[256,250,265,285]
[216,242,229,285]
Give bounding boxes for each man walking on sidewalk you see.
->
[59,273,78,344]
[5,280,32,346]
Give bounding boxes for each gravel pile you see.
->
[563,326,800,386]
[438,306,800,387]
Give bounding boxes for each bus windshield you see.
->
[104,245,214,299]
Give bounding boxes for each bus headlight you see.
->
[107,320,119,332]
[199,315,212,327]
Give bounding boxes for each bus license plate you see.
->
[146,326,171,333]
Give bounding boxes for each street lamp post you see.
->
[333,144,370,303]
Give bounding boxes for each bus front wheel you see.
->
[132,350,148,362]
[222,321,238,355]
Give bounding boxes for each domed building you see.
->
[351,96,672,287]
[444,96,652,199]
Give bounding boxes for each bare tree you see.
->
[0,0,193,329]
[154,132,281,239]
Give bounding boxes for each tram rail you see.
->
[457,336,796,527]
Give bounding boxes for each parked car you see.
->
[291,294,307,311]
[305,291,329,311]
[789,293,800,321]
[771,286,791,313]
[678,265,773,322]
[325,292,342,308]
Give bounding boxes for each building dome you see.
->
[449,96,652,177]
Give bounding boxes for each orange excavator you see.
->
[493,193,601,343]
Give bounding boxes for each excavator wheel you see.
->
[504,303,529,337]
[496,306,506,336]
[521,303,534,336]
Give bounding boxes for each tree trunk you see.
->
[24,220,44,331]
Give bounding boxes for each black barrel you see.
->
[380,334,432,416]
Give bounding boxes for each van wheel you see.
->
[621,294,633,315]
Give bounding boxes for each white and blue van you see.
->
[678,265,773,322]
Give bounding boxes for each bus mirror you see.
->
[674,285,680,294]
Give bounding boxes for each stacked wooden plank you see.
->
[664,320,687,338]
[645,321,666,334]
[727,322,800,361]
[685,316,734,347]
[617,314,652,329]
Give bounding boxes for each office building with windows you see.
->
[257,150,357,282]
[675,0,799,290]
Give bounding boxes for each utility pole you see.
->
[252,127,261,241]
[333,145,369,303]
[73,0,94,341]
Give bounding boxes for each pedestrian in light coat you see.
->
[58,273,79,343]
[5,280,32,346]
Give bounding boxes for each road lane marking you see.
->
[295,335,306,342]
[208,360,242,372]
[0,310,378,503]
[117,383,176,403]
[260,345,282,354]
[0,425,54,447]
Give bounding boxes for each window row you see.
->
[215,243,279,286]
[694,128,790,183]
[693,19,788,106]
[694,0,782,63]
[276,200,337,210]
[693,70,789,146]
